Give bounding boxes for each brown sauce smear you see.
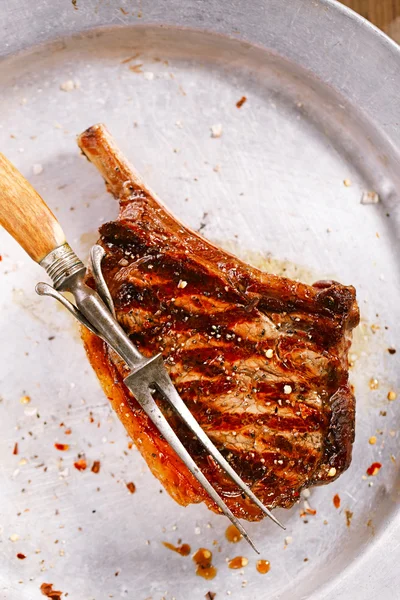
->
[192,548,217,580]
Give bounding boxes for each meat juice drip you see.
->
[192,548,217,580]
[162,541,191,556]
[225,524,243,543]
[228,556,248,569]
[256,559,271,574]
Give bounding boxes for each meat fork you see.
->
[0,153,285,552]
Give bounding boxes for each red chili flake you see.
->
[91,461,101,474]
[366,462,382,476]
[236,96,247,108]
[64,428,72,435]
[59,422,65,428]
[0,255,2,262]
[305,507,317,516]
[40,583,63,599]
[54,443,69,451]
[126,482,136,494]
[13,443,19,455]
[16,553,26,560]
[333,494,341,509]
[388,348,396,355]
[127,441,134,449]
[74,459,87,471]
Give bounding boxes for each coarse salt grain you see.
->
[265,349,273,358]
[143,71,154,80]
[328,467,337,477]
[369,436,377,445]
[177,280,187,289]
[10,534,19,542]
[361,190,380,205]
[211,124,222,138]
[60,79,79,92]
[343,178,352,187]
[284,385,292,394]
[284,536,293,545]
[369,378,379,390]
[388,390,397,401]
[32,164,43,175]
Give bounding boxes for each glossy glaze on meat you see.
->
[78,124,359,521]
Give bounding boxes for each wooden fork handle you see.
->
[0,153,65,263]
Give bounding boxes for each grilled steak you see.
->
[78,124,359,521]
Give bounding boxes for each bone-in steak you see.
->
[78,124,359,521]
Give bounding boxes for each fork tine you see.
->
[126,380,260,553]
[155,367,285,530]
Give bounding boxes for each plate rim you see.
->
[1,2,400,599]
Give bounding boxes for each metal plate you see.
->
[0,2,399,599]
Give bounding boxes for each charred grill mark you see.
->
[189,402,327,433]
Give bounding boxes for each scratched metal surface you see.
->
[0,2,400,599]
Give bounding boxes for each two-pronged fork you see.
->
[0,153,284,552]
